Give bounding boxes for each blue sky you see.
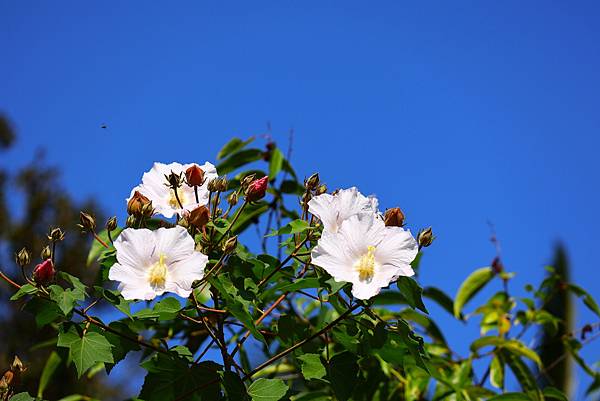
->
[1,1,600,399]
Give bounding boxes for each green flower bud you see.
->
[41,245,52,260]
[418,227,434,248]
[223,236,238,254]
[15,247,31,267]
[106,216,118,232]
[305,173,320,190]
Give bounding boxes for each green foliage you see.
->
[57,325,114,378]
[246,378,288,401]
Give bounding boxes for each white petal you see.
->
[109,263,156,300]
[311,230,355,283]
[375,227,419,267]
[166,251,209,297]
[155,226,195,263]
[308,193,337,231]
[113,228,156,269]
[351,279,383,300]
[337,214,386,257]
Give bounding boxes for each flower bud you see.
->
[491,257,504,274]
[315,184,327,195]
[417,227,434,248]
[126,215,137,227]
[305,173,320,190]
[140,201,155,218]
[10,356,24,373]
[79,211,96,232]
[227,191,239,207]
[164,171,183,189]
[15,248,31,267]
[240,174,256,190]
[127,191,151,216]
[223,236,238,254]
[185,165,205,187]
[177,216,189,229]
[188,206,210,228]
[384,208,405,227]
[106,216,118,232]
[48,227,65,242]
[245,176,269,202]
[207,178,219,192]
[33,259,55,285]
[40,245,52,260]
[216,177,228,192]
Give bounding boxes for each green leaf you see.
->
[10,283,38,301]
[268,148,284,179]
[37,351,62,398]
[487,393,533,401]
[57,325,114,378]
[221,371,248,401]
[140,354,220,401]
[247,378,288,401]
[101,321,141,373]
[503,340,542,367]
[396,319,429,372]
[24,298,62,327]
[49,285,83,316]
[453,266,495,318]
[490,354,504,389]
[153,297,183,320]
[501,350,543,401]
[423,286,461,319]
[8,393,37,401]
[329,352,358,401]
[217,137,255,160]
[232,201,270,235]
[267,219,310,236]
[217,149,264,175]
[297,354,327,381]
[87,228,121,266]
[397,277,428,314]
[542,387,568,401]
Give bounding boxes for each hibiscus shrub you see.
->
[2,137,599,401]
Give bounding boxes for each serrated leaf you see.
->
[153,297,182,320]
[268,148,284,179]
[297,354,326,381]
[10,284,38,301]
[454,267,494,318]
[57,325,114,378]
[217,137,255,160]
[8,393,37,401]
[24,298,62,327]
[247,378,288,401]
[37,351,62,398]
[49,285,82,316]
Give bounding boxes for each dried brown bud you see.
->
[40,245,52,260]
[207,178,220,192]
[227,191,239,207]
[305,173,320,190]
[79,211,96,232]
[240,174,256,190]
[417,227,434,248]
[223,236,238,254]
[15,248,31,267]
[127,191,151,216]
[245,176,269,202]
[33,259,55,285]
[491,257,504,274]
[165,171,184,189]
[106,216,118,232]
[315,184,327,195]
[126,215,137,227]
[140,201,155,218]
[48,227,65,242]
[10,356,24,373]
[185,165,205,187]
[188,206,210,228]
[384,208,405,227]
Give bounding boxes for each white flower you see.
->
[311,214,418,300]
[308,187,379,233]
[128,162,218,218]
[109,226,208,300]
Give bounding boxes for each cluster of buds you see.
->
[127,191,153,217]
[417,227,434,248]
[245,176,268,202]
[207,177,228,193]
[0,356,26,401]
[384,208,405,227]
[185,165,205,187]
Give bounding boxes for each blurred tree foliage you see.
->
[0,115,121,400]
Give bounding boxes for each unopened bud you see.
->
[178,216,189,229]
[185,165,205,187]
[305,173,320,190]
[48,227,65,242]
[126,215,137,227]
[15,248,31,267]
[207,178,219,192]
[10,356,24,373]
[106,216,118,232]
[417,227,434,248]
[188,206,210,228]
[140,201,154,218]
[240,174,256,190]
[223,236,238,254]
[491,257,504,274]
[40,246,52,260]
[302,192,312,204]
[384,208,405,227]
[33,259,55,285]
[127,191,151,216]
[164,171,184,189]
[315,184,327,195]
[217,177,228,192]
[79,211,96,232]
[246,176,269,202]
[227,191,239,207]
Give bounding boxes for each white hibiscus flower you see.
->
[311,214,418,300]
[109,226,208,300]
[308,187,379,233]
[128,162,218,218]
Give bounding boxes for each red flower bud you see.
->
[185,165,205,187]
[33,259,55,285]
[384,208,405,227]
[188,205,210,228]
[245,176,269,202]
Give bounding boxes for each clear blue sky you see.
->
[2,2,599,399]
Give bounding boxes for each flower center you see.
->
[168,188,186,209]
[148,254,168,289]
[355,245,376,282]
